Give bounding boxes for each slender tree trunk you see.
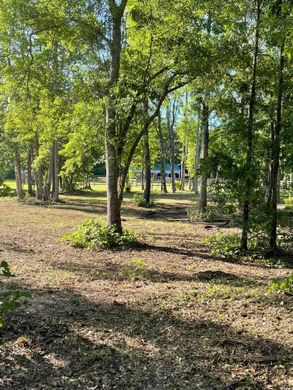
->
[105,2,127,232]
[180,145,186,191]
[167,100,176,193]
[144,126,151,205]
[52,140,59,202]
[241,0,261,253]
[266,122,275,204]
[43,145,54,201]
[158,110,168,193]
[269,42,284,254]
[199,102,209,214]
[181,92,188,191]
[194,104,202,195]
[35,168,43,201]
[27,146,34,196]
[14,151,25,200]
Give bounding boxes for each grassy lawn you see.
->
[0,190,292,389]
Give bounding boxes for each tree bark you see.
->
[105,1,127,232]
[43,144,54,201]
[144,126,151,205]
[199,102,209,214]
[167,99,177,193]
[241,0,261,253]
[36,168,43,201]
[158,110,168,193]
[269,41,285,254]
[14,151,25,200]
[52,140,59,202]
[27,146,34,196]
[180,145,186,191]
[194,103,202,195]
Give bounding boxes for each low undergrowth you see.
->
[204,233,241,261]
[62,218,138,250]
[284,197,293,210]
[121,259,149,280]
[205,230,293,262]
[0,261,31,328]
[133,193,154,208]
[270,274,293,296]
[0,183,16,197]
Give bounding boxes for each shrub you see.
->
[133,193,154,208]
[175,179,181,191]
[204,233,241,261]
[121,259,149,280]
[0,183,16,197]
[270,274,293,295]
[63,219,138,250]
[284,197,293,210]
[0,261,31,328]
[187,202,228,223]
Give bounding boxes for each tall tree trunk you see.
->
[194,103,202,195]
[241,0,261,253]
[158,110,168,193]
[105,1,127,232]
[27,146,34,196]
[167,100,177,193]
[144,126,151,205]
[14,151,24,200]
[36,168,43,201]
[52,140,59,202]
[266,122,275,204]
[199,102,209,214]
[181,92,188,191]
[180,145,186,191]
[43,145,54,201]
[269,41,285,254]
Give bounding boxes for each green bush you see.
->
[121,259,149,280]
[133,193,154,208]
[63,219,138,250]
[175,179,181,191]
[0,183,16,197]
[270,274,293,295]
[284,197,293,210]
[204,233,241,261]
[187,201,228,222]
[0,261,31,328]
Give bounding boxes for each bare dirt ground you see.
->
[0,196,292,390]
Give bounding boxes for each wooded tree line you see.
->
[0,0,292,254]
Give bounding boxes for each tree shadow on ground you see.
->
[136,242,233,262]
[43,259,265,288]
[1,288,292,389]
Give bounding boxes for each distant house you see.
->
[132,163,182,180]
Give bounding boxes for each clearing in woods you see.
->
[0,193,292,389]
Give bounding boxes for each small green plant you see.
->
[121,259,148,280]
[204,233,241,261]
[175,179,181,191]
[284,197,293,210]
[187,200,233,223]
[0,261,31,328]
[0,183,16,197]
[133,193,154,208]
[270,274,293,295]
[63,219,138,250]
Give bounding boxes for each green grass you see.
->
[5,180,197,204]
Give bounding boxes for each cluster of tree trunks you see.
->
[14,140,60,202]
